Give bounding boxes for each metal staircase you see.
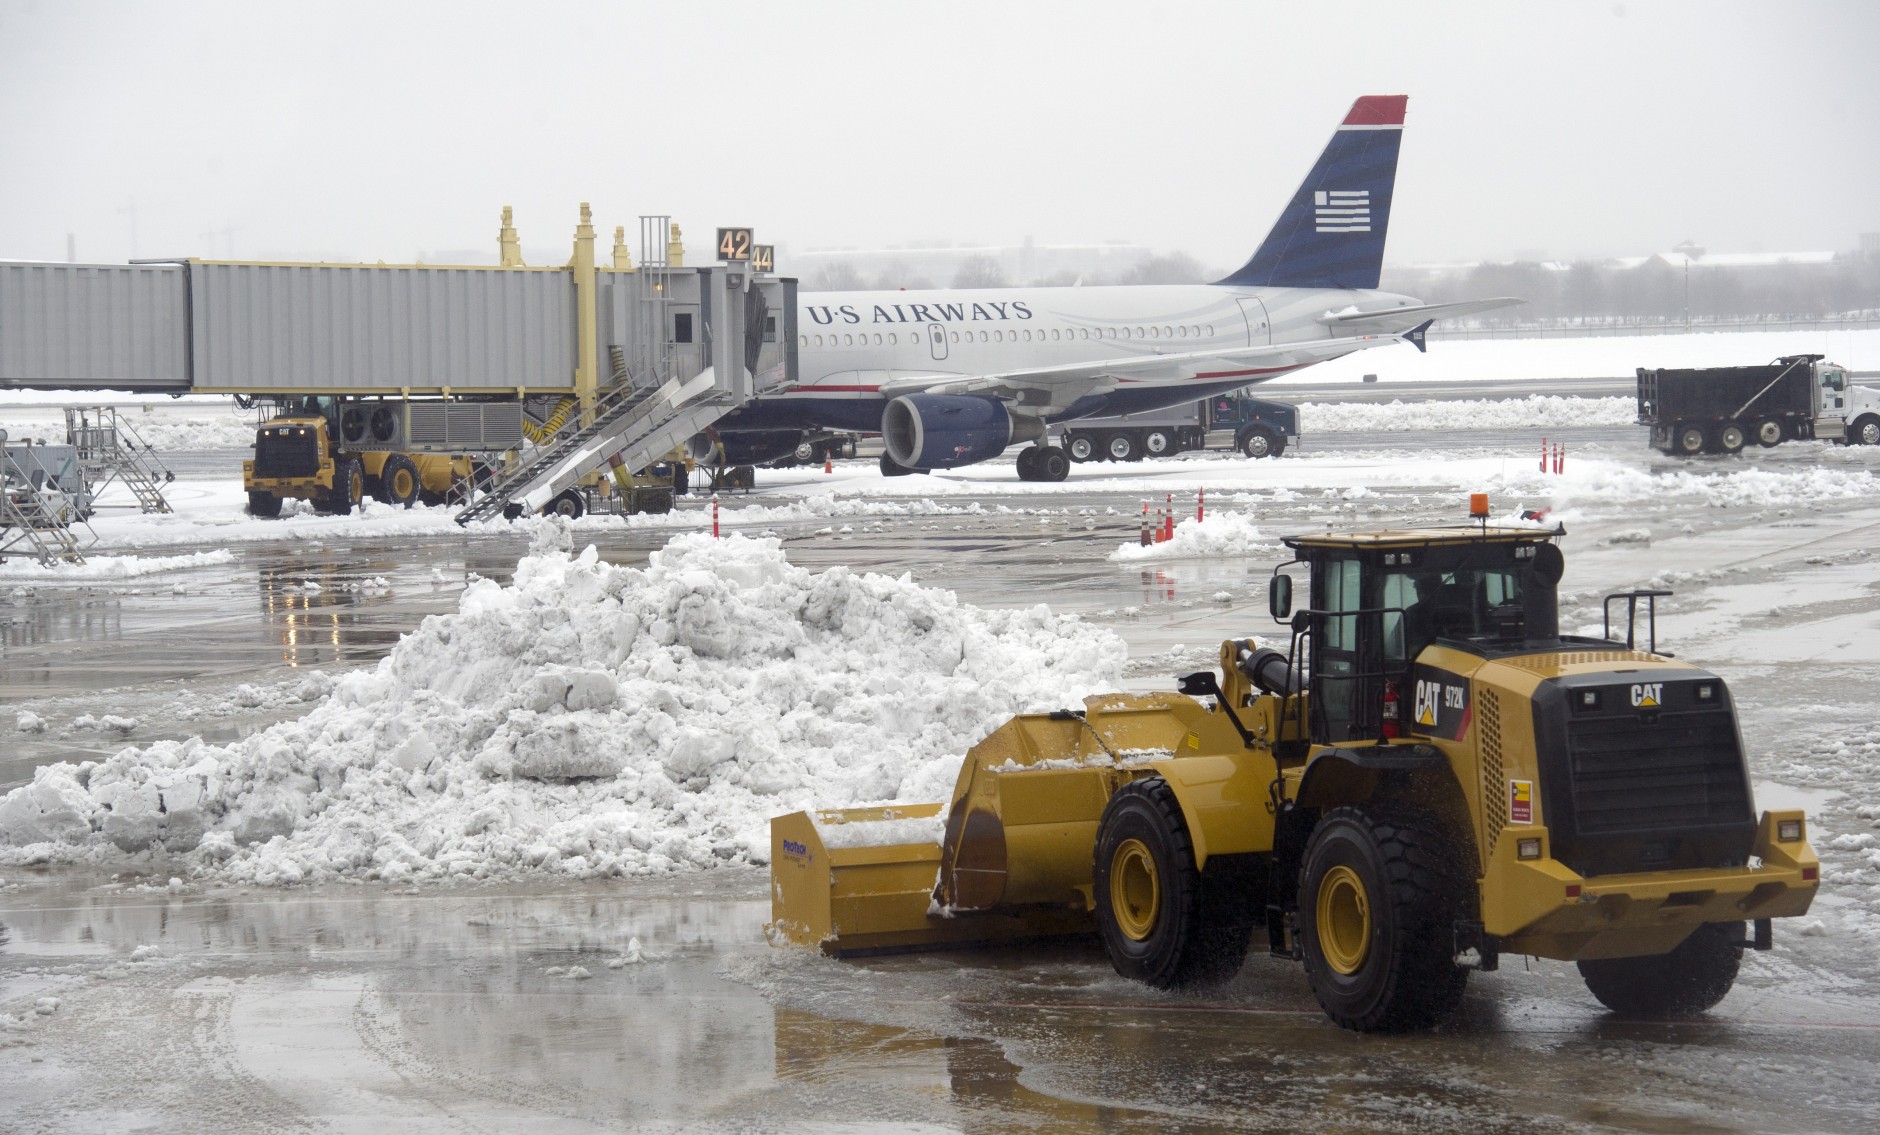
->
[1,447,89,565]
[64,406,174,514]
[454,362,739,525]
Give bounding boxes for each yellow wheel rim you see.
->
[1109,838,1161,941]
[1316,865,1371,975]
[392,468,415,498]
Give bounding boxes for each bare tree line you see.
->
[1386,256,1880,325]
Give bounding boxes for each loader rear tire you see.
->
[1094,779,1255,989]
[1298,805,1469,1033]
[1577,922,1742,1018]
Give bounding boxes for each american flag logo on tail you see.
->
[1314,190,1371,233]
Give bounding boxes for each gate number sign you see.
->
[716,227,753,261]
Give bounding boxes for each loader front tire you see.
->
[1577,922,1742,1018]
[1094,779,1254,989]
[1298,805,1468,1033]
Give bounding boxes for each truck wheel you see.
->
[1578,922,1743,1018]
[547,489,585,519]
[1066,434,1095,463]
[1094,779,1253,989]
[1106,432,1139,462]
[1852,415,1880,446]
[1034,445,1070,482]
[377,454,421,508]
[1298,805,1469,1032]
[246,490,282,518]
[1675,425,1707,456]
[1753,419,1784,447]
[1239,430,1282,459]
[327,457,365,516]
[1142,430,1173,457]
[1716,423,1746,454]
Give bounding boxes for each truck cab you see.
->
[1814,360,1880,445]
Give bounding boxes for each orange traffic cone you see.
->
[823,453,833,474]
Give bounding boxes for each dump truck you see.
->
[770,506,1820,1031]
[1058,390,1300,462]
[1637,353,1880,455]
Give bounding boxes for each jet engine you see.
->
[882,394,1041,470]
[686,430,805,467]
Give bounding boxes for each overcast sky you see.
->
[2,0,1875,273]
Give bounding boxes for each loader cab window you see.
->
[1383,565,1525,665]
[1313,556,1364,738]
[1312,551,1528,742]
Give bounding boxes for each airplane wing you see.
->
[1316,297,1525,328]
[874,334,1404,411]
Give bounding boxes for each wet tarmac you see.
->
[1,867,1875,1133]
[4,416,1880,1131]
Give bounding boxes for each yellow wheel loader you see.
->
[769,514,1820,1032]
[243,405,472,517]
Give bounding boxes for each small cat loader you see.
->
[768,506,1820,1032]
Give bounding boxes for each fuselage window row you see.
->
[796,323,1216,351]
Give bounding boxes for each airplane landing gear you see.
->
[1016,445,1070,483]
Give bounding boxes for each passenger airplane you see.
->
[700,95,1517,481]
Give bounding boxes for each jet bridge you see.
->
[0,206,797,514]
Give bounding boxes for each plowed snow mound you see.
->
[0,534,1126,884]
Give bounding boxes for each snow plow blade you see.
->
[767,803,1095,956]
[766,697,1220,956]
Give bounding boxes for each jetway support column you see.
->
[571,203,599,422]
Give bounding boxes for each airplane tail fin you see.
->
[1215,95,1406,291]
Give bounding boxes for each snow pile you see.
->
[1557,462,1880,511]
[0,406,258,451]
[1108,510,1274,562]
[0,534,1127,883]
[0,549,234,580]
[1299,395,1637,434]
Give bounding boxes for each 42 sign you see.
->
[715,228,773,272]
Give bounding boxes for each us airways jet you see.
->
[699,95,1517,482]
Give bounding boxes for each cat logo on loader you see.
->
[769,511,1820,1032]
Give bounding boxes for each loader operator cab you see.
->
[1271,528,1562,744]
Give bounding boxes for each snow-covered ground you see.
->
[6,336,1880,1130]
[3,330,1879,942]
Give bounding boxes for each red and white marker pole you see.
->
[1197,486,1205,523]
[1540,437,1549,473]
[1162,493,1175,542]
[711,494,720,538]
